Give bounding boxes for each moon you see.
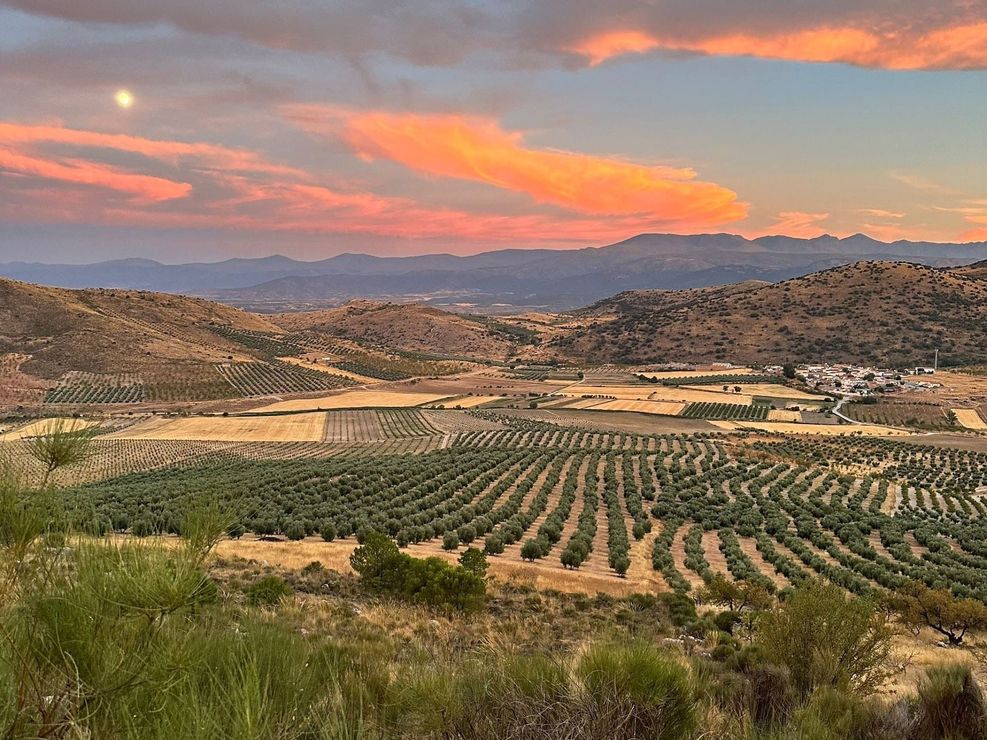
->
[114,89,135,109]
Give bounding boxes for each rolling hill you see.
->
[551,261,987,368]
[270,301,525,360]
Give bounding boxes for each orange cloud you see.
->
[1,119,706,244]
[288,107,746,229]
[570,22,987,70]
[570,30,661,67]
[760,211,830,238]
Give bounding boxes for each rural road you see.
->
[830,396,861,425]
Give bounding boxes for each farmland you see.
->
[19,412,981,607]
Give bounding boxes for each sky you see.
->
[0,1,986,263]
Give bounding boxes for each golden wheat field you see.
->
[107,412,328,442]
[247,390,451,413]
[586,399,686,416]
[767,409,802,422]
[0,417,97,441]
[953,408,987,430]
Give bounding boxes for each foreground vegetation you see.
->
[2,427,987,738]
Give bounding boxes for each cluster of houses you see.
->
[787,364,941,398]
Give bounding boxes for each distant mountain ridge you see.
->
[3,233,985,311]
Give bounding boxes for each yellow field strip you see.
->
[587,400,686,416]
[767,410,802,422]
[107,412,328,442]
[248,390,450,413]
[710,420,910,436]
[276,356,381,385]
[686,383,829,401]
[0,418,96,441]
[560,385,754,405]
[953,408,987,431]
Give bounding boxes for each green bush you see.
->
[913,664,987,740]
[351,531,485,612]
[577,642,695,740]
[246,575,292,606]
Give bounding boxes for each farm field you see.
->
[709,420,909,436]
[690,383,829,401]
[276,356,382,384]
[953,408,987,430]
[845,401,957,430]
[247,390,451,412]
[0,417,96,441]
[582,399,686,415]
[429,394,504,409]
[107,412,329,442]
[558,384,755,405]
[636,368,756,380]
[53,415,987,607]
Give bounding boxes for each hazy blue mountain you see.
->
[2,233,984,311]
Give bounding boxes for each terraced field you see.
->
[30,415,987,602]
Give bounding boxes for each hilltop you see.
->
[551,261,987,367]
[271,300,524,360]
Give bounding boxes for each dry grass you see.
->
[215,535,660,597]
[560,385,754,405]
[0,417,96,441]
[107,412,328,442]
[767,409,802,422]
[247,390,450,413]
[709,420,911,436]
[953,408,987,431]
[704,383,829,400]
[585,400,686,416]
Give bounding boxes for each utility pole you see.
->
[934,348,939,372]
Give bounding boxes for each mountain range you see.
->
[3,233,986,312]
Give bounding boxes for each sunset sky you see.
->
[1,1,986,262]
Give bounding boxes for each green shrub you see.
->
[246,575,292,606]
[755,579,898,696]
[913,664,986,740]
[577,642,695,740]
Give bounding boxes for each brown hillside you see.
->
[271,300,521,359]
[954,259,987,281]
[0,279,287,406]
[550,261,987,367]
[0,279,278,380]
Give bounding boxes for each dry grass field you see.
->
[215,536,657,597]
[953,408,987,430]
[709,420,910,436]
[0,417,96,441]
[247,390,450,413]
[107,413,328,442]
[704,383,829,401]
[767,409,802,422]
[559,384,754,404]
[585,399,686,416]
